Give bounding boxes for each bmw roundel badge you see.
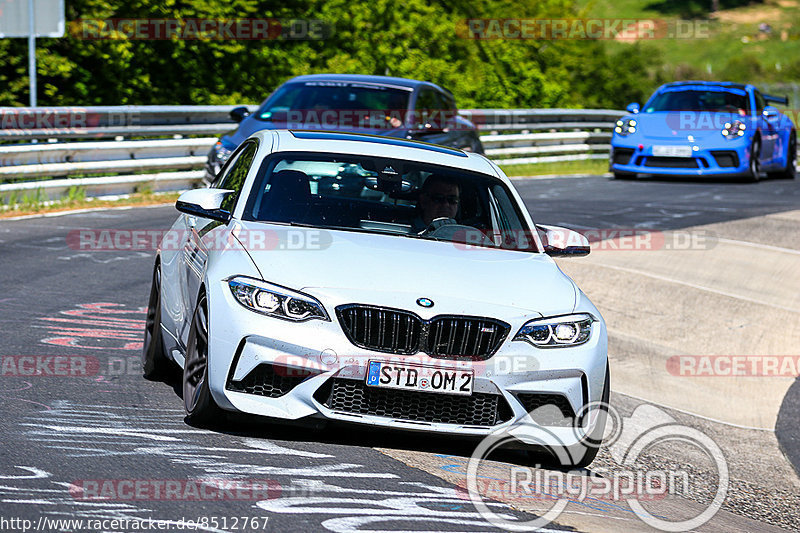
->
[416,298,434,308]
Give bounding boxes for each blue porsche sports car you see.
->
[610,81,796,181]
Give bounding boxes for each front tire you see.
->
[745,139,761,182]
[183,292,223,425]
[142,263,172,380]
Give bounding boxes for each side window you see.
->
[414,89,438,126]
[415,89,449,128]
[211,148,243,188]
[218,141,258,213]
[414,88,437,113]
[754,91,766,114]
[442,92,457,112]
[490,184,532,250]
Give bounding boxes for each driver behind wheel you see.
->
[412,174,461,232]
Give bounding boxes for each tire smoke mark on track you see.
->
[37,302,144,351]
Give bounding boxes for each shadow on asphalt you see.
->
[151,370,584,473]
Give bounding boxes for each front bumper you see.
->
[205,279,608,449]
[610,141,750,177]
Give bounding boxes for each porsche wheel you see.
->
[745,139,761,182]
[769,132,796,180]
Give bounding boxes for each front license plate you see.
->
[366,361,473,396]
[652,145,693,158]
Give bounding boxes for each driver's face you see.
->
[419,182,460,225]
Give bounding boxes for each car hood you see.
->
[232,221,578,318]
[629,111,752,141]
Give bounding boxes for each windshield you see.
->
[255,82,411,129]
[645,90,750,114]
[243,152,537,252]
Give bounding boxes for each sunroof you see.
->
[289,130,468,157]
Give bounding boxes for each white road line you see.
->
[589,261,800,313]
[716,237,800,255]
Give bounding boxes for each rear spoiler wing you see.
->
[764,94,789,105]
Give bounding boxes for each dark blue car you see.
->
[205,74,484,182]
[610,81,796,181]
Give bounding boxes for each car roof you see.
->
[252,129,503,180]
[659,81,751,92]
[284,73,447,93]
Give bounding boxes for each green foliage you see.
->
[65,185,87,204]
[20,188,46,210]
[0,0,675,109]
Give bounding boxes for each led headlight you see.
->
[721,120,746,139]
[514,313,595,348]
[228,276,329,322]
[614,118,637,136]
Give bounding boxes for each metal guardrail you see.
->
[0,106,622,202]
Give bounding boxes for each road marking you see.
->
[716,237,800,256]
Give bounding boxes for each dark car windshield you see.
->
[645,90,750,114]
[243,152,537,252]
[255,82,411,129]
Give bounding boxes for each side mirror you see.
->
[176,188,234,223]
[763,105,780,120]
[537,224,590,257]
[229,106,251,123]
[626,102,640,114]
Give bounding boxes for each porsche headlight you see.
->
[514,313,595,348]
[721,120,746,139]
[228,276,329,322]
[614,118,637,136]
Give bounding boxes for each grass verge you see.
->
[0,189,182,219]
[500,159,608,177]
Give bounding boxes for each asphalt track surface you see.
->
[0,174,798,532]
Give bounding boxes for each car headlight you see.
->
[228,276,329,322]
[721,120,746,139]
[614,118,637,136]
[514,313,595,348]
[213,141,234,165]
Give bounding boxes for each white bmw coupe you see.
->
[143,130,609,466]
